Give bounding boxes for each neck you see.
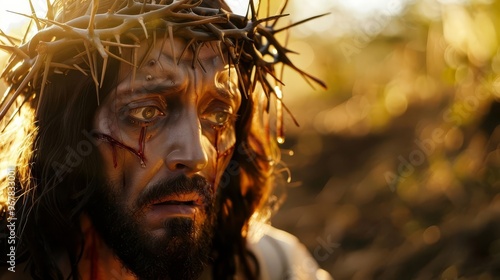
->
[78,215,136,280]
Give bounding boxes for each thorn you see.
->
[0,45,30,60]
[22,20,34,44]
[108,0,120,14]
[37,53,52,114]
[101,40,139,48]
[73,64,88,76]
[93,57,100,104]
[92,51,100,100]
[0,29,16,46]
[138,32,156,69]
[216,41,226,65]
[272,0,290,28]
[131,47,138,92]
[233,60,248,99]
[138,17,148,39]
[282,100,300,127]
[194,43,206,72]
[88,0,100,36]
[114,34,122,54]
[124,32,140,44]
[45,0,54,21]
[178,38,195,66]
[167,24,176,66]
[252,0,259,22]
[103,48,135,67]
[28,0,42,31]
[84,41,99,90]
[266,69,285,87]
[274,13,330,34]
[100,46,109,89]
[93,36,109,60]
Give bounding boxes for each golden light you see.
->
[0,0,49,34]
[0,0,50,75]
[422,225,441,244]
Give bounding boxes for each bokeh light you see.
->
[271,0,500,279]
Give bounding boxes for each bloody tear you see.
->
[94,127,147,168]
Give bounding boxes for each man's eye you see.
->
[203,111,231,126]
[129,106,164,122]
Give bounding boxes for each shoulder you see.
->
[247,225,333,280]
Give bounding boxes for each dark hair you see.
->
[1,1,277,279]
[1,0,325,278]
[6,41,274,280]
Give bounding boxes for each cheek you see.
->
[96,143,117,178]
[93,108,150,200]
[213,153,236,191]
[94,109,121,180]
[95,142,134,194]
[95,140,167,209]
[214,127,236,156]
[211,127,237,190]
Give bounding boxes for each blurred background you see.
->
[269,0,500,279]
[1,0,500,279]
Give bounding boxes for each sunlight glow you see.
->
[289,0,413,38]
[0,0,48,34]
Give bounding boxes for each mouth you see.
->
[150,193,204,207]
[144,194,203,221]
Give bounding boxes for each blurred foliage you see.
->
[272,0,500,279]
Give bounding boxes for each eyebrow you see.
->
[215,87,238,102]
[120,83,185,96]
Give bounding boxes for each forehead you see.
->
[117,37,228,84]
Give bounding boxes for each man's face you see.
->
[87,38,241,279]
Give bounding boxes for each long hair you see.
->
[1,1,278,279]
[0,0,325,278]
[18,51,273,280]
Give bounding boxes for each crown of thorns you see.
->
[0,0,326,139]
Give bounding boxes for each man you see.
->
[0,0,330,279]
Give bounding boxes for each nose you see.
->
[165,110,208,174]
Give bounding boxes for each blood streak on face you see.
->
[93,131,147,168]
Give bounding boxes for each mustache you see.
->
[135,174,213,209]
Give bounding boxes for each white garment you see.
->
[248,225,333,280]
[197,225,333,280]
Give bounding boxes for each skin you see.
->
[80,38,242,279]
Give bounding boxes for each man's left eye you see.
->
[129,106,164,122]
[203,111,231,126]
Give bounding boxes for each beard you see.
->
[86,174,217,280]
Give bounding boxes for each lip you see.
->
[145,192,204,222]
[149,204,199,218]
[150,193,204,207]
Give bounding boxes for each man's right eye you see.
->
[129,106,165,123]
